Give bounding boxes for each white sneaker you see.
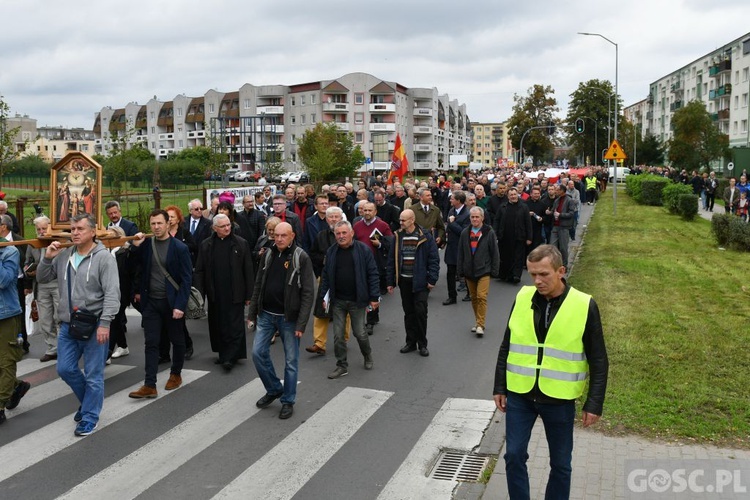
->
[112,347,129,358]
[106,357,112,365]
[471,326,478,333]
[476,326,484,336]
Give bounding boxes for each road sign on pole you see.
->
[603,139,627,161]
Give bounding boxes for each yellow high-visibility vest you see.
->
[586,177,598,191]
[506,286,590,399]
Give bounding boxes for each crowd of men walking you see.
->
[0,166,601,431]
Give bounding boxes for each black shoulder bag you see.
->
[67,262,100,341]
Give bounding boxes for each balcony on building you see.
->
[369,103,396,113]
[187,130,206,139]
[256,105,284,115]
[718,84,732,96]
[669,100,683,112]
[718,108,730,121]
[369,122,396,132]
[158,133,174,141]
[413,126,433,135]
[158,148,175,156]
[670,81,682,93]
[333,122,350,132]
[710,113,719,121]
[323,102,349,113]
[412,161,432,170]
[265,124,284,134]
[413,107,433,117]
[413,143,432,152]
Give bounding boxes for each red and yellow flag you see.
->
[387,134,409,185]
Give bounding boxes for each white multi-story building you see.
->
[93,72,471,173]
[7,115,96,162]
[471,122,509,168]
[632,32,750,168]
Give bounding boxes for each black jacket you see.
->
[456,224,500,280]
[319,240,380,309]
[248,243,315,332]
[193,233,255,304]
[444,205,471,266]
[493,199,532,243]
[493,284,609,416]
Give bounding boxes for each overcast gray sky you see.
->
[1,0,749,130]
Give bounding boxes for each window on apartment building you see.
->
[209,103,215,113]
[151,127,155,133]
[301,115,306,124]
[355,132,363,143]
[301,95,306,105]
[355,113,363,124]
[150,112,155,119]
[311,113,316,123]
[291,97,296,106]
[179,140,184,148]
[244,99,251,109]
[744,68,750,81]
[736,71,740,84]
[354,93,364,105]
[743,120,748,134]
[311,94,316,105]
[743,93,749,107]
[704,83,708,94]
[292,134,296,142]
[733,121,738,134]
[82,145,88,151]
[37,145,41,152]
[177,108,183,116]
[291,116,296,124]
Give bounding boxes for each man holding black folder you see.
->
[353,202,392,335]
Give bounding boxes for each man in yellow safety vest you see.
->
[493,244,608,499]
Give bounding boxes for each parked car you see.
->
[608,166,630,183]
[225,168,241,181]
[287,171,309,183]
[234,171,252,182]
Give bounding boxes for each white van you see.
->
[608,166,630,183]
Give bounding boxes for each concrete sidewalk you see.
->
[458,194,750,499]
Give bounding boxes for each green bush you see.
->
[641,178,669,206]
[677,194,698,220]
[711,213,750,250]
[663,183,693,214]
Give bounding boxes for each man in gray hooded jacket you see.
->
[37,213,120,437]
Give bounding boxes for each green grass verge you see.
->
[571,189,750,448]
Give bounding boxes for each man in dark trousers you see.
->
[128,209,193,399]
[193,214,255,371]
[249,222,315,420]
[494,245,608,499]
[386,209,440,357]
[494,187,532,284]
[319,221,380,379]
[442,191,471,305]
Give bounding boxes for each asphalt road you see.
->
[0,248,531,500]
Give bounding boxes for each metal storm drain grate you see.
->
[429,449,490,482]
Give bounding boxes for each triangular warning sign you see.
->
[604,139,627,161]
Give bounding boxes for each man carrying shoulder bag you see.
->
[37,213,120,437]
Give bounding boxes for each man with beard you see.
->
[193,214,255,371]
[494,187,532,284]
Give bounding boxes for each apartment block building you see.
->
[92,72,471,173]
[471,122,509,168]
[625,32,750,168]
[7,114,96,162]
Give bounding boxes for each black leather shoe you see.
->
[256,393,282,409]
[279,403,294,420]
[184,347,194,360]
[419,347,430,357]
[462,294,472,302]
[400,344,417,354]
[442,298,457,305]
[6,381,30,410]
[0,409,5,425]
[222,361,234,372]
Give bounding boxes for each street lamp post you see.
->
[579,32,618,215]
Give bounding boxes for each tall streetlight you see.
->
[579,32,619,215]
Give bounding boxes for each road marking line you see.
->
[6,364,134,419]
[377,398,496,499]
[16,358,56,377]
[0,368,208,483]
[58,378,266,500]
[213,386,394,500]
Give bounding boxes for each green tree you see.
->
[104,144,155,196]
[10,154,51,176]
[565,79,619,165]
[297,122,365,181]
[507,84,559,165]
[638,133,666,166]
[667,101,730,172]
[0,96,23,189]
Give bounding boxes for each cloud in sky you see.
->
[1,0,749,129]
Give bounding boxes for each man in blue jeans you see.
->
[37,214,120,436]
[493,245,608,499]
[248,222,314,420]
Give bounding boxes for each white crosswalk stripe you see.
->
[213,386,394,500]
[16,357,57,377]
[57,378,266,500]
[6,364,134,420]
[0,368,209,483]
[378,398,497,499]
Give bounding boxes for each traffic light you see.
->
[575,118,585,134]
